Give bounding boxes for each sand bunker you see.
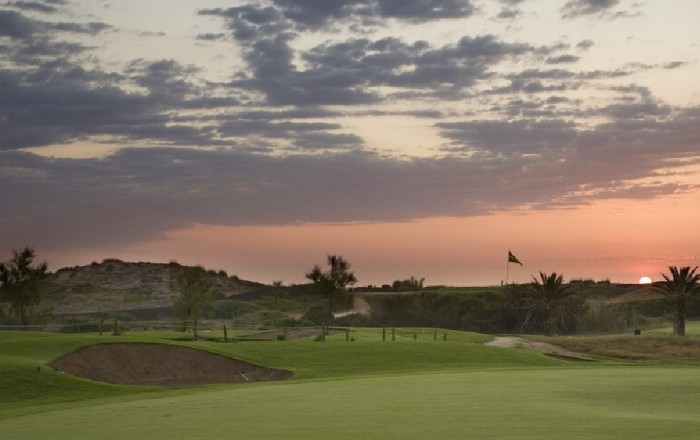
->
[51,343,292,386]
[486,336,592,361]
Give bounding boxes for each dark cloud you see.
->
[228,31,536,105]
[7,1,62,14]
[663,61,687,69]
[1,0,697,258]
[496,0,526,19]
[576,39,594,50]
[202,0,476,35]
[3,102,697,248]
[561,0,620,18]
[196,33,226,41]
[0,9,110,39]
[375,0,476,21]
[546,54,580,64]
[49,21,112,35]
[0,9,38,38]
[496,7,521,19]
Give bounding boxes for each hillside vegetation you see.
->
[3,259,698,337]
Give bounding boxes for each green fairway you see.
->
[2,329,700,439]
[2,367,699,439]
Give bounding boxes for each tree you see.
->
[522,272,583,336]
[653,266,700,336]
[173,266,215,338]
[305,255,357,323]
[0,247,49,326]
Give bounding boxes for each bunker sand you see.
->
[51,343,292,386]
[486,336,593,361]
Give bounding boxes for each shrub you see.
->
[302,305,334,325]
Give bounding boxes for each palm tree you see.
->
[654,266,700,336]
[522,272,581,336]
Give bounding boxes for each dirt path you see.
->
[334,295,371,318]
[486,336,592,361]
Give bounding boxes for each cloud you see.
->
[6,1,62,14]
[226,29,537,105]
[0,9,39,38]
[2,102,697,249]
[561,0,620,18]
[576,39,595,50]
[375,0,476,21]
[546,54,580,64]
[1,0,697,258]
[196,33,226,41]
[663,61,687,70]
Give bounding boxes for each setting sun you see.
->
[639,276,653,284]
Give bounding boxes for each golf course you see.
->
[2,325,700,439]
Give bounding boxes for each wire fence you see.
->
[0,321,456,343]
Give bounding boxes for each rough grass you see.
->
[549,321,700,363]
[551,335,700,363]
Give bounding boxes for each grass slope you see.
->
[0,328,559,412]
[3,328,700,439]
[2,367,699,439]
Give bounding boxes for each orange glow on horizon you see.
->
[42,190,698,286]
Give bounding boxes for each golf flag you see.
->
[508,251,522,266]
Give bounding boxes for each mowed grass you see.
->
[2,328,700,439]
[2,367,700,439]
[0,328,557,412]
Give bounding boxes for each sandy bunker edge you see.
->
[51,342,293,387]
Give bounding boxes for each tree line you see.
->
[1,248,699,337]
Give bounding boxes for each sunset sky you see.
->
[1,0,698,286]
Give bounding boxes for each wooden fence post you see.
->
[223,324,228,342]
[99,319,103,336]
[392,327,395,341]
[382,327,386,341]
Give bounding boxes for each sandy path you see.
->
[486,336,591,361]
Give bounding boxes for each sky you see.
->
[1,0,698,286]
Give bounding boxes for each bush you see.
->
[578,302,645,334]
[206,300,265,319]
[334,313,369,327]
[108,311,137,321]
[302,305,334,325]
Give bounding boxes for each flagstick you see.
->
[506,260,510,285]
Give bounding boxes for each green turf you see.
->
[2,367,699,439]
[0,329,560,411]
[2,329,700,439]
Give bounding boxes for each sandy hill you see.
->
[44,259,267,315]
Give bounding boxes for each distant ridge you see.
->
[44,259,266,315]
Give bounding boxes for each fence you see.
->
[0,322,453,343]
